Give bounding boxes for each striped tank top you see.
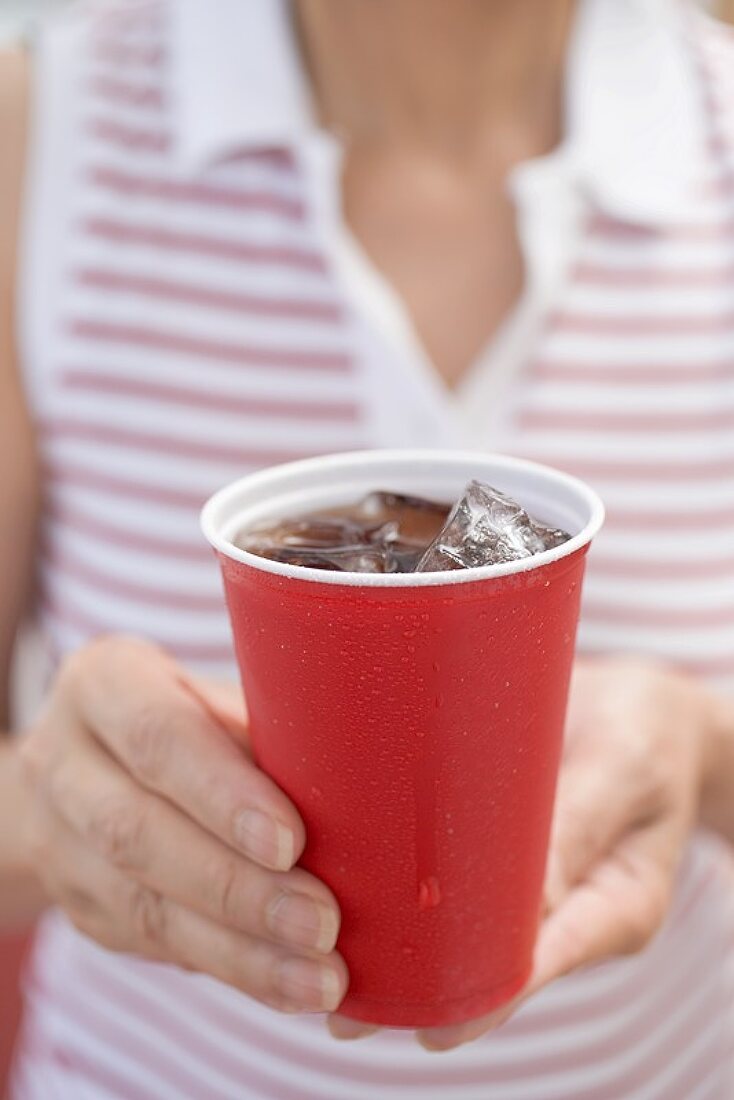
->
[11,1,734,1098]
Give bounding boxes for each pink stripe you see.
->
[584,599,734,629]
[46,500,211,563]
[549,308,734,337]
[46,461,209,510]
[669,1046,731,1100]
[55,963,318,1100]
[62,368,361,422]
[89,165,305,218]
[521,448,734,479]
[41,543,222,613]
[73,925,726,1095]
[589,554,734,580]
[91,41,165,68]
[518,407,734,432]
[574,260,734,288]
[75,267,344,321]
[603,506,734,533]
[529,359,733,385]
[90,76,165,110]
[588,211,734,243]
[522,453,734,482]
[679,654,734,677]
[18,1032,150,1100]
[580,640,734,678]
[42,594,233,663]
[69,318,353,372]
[25,976,229,1100]
[83,216,326,270]
[88,116,171,153]
[95,0,164,31]
[44,416,324,467]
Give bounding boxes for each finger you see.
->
[546,746,646,908]
[417,821,679,1054]
[532,832,673,995]
[327,1015,380,1041]
[62,638,305,870]
[178,673,250,748]
[42,817,348,1013]
[161,902,349,1014]
[416,1000,519,1052]
[49,730,340,954]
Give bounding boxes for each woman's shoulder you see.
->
[0,46,29,341]
[691,10,734,107]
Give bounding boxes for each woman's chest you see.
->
[32,142,734,686]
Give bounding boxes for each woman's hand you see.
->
[331,656,713,1049]
[18,636,347,1015]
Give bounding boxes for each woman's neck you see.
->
[295,0,575,159]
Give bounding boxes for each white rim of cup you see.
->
[201,449,605,589]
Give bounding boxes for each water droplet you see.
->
[434,693,444,710]
[402,945,415,958]
[310,786,323,799]
[418,876,442,910]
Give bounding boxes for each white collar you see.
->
[172,0,706,225]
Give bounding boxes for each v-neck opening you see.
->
[300,131,588,448]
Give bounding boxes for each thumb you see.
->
[178,673,250,747]
[545,749,633,911]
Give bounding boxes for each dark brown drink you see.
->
[236,482,571,574]
[237,491,450,573]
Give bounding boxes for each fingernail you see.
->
[235,810,294,871]
[417,1034,461,1052]
[278,956,342,1011]
[267,892,339,954]
[327,1017,379,1041]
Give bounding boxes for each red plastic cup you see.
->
[202,450,604,1028]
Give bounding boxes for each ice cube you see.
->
[415,480,570,572]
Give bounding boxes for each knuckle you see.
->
[65,905,99,942]
[58,883,97,925]
[208,856,245,926]
[91,797,147,870]
[125,703,171,786]
[55,647,88,695]
[128,886,167,946]
[622,894,666,955]
[60,637,165,696]
[621,915,654,955]
[18,730,51,784]
[24,813,53,871]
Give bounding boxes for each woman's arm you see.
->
[700,688,734,845]
[0,46,47,927]
[0,741,46,928]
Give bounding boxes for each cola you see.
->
[237,491,449,573]
[237,483,570,573]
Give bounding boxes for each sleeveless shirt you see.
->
[10,1,734,1097]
